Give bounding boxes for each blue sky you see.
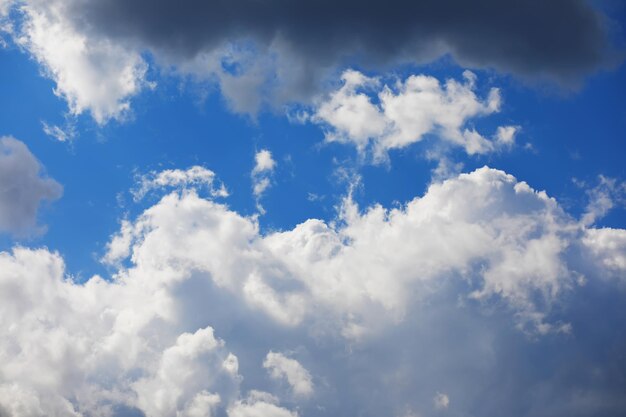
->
[0,1,625,417]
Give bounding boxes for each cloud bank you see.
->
[1,166,625,416]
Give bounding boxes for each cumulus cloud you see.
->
[0,0,618,120]
[263,352,314,398]
[1,166,626,416]
[312,70,517,161]
[0,136,62,235]
[132,327,236,417]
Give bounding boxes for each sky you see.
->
[0,1,625,416]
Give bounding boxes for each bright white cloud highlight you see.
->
[253,149,277,175]
[0,136,62,235]
[263,352,314,398]
[12,1,148,124]
[132,327,232,417]
[313,70,517,161]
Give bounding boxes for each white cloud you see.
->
[1,166,625,416]
[132,166,228,201]
[132,327,234,417]
[251,149,277,213]
[263,352,314,398]
[583,228,626,278]
[13,0,148,124]
[0,136,62,235]
[103,166,606,335]
[253,150,277,175]
[313,70,517,161]
[578,175,626,226]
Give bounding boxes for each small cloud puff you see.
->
[251,149,277,213]
[263,351,314,398]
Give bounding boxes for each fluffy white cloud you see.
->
[312,70,517,161]
[253,150,276,175]
[1,166,625,416]
[263,352,313,398]
[0,136,62,235]
[99,166,601,335]
[11,0,148,124]
[582,227,626,278]
[132,327,236,417]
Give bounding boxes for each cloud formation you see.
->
[0,136,62,235]
[1,0,618,120]
[1,166,625,416]
[132,166,228,201]
[312,70,517,161]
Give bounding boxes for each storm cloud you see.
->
[75,0,614,83]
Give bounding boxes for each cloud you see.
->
[1,0,618,120]
[263,352,314,398]
[433,392,450,410]
[62,0,617,82]
[577,175,626,226]
[228,391,297,417]
[582,227,626,281]
[312,70,517,161]
[41,121,74,142]
[251,149,276,213]
[10,1,149,124]
[0,136,62,235]
[132,166,228,201]
[132,327,237,417]
[1,166,626,416]
[253,150,277,175]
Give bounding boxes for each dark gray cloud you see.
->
[75,0,615,84]
[0,137,62,235]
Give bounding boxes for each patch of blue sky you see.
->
[1,41,625,279]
